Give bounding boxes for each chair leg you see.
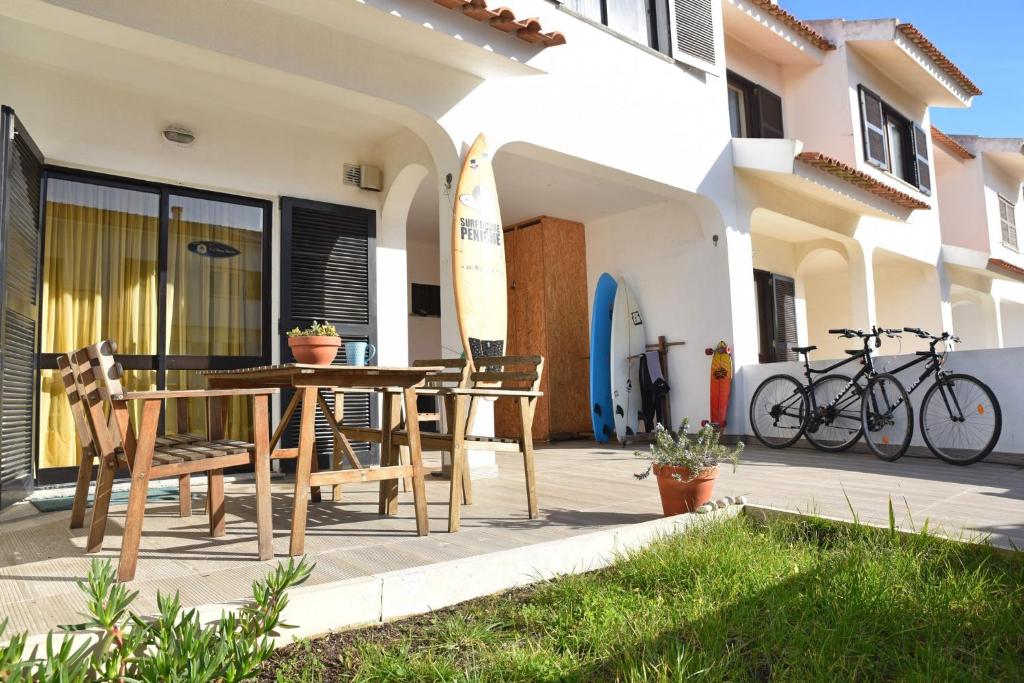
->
[289,387,318,557]
[178,475,192,517]
[117,399,160,583]
[253,394,274,561]
[69,446,96,529]
[86,454,116,554]
[519,396,539,519]
[398,445,412,493]
[208,470,226,538]
[332,392,344,503]
[447,394,469,533]
[403,387,429,536]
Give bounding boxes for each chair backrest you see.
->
[63,341,132,470]
[411,357,471,389]
[470,355,544,393]
[55,351,99,470]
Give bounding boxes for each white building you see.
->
[0,0,1020,503]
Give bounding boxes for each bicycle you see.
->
[749,327,912,459]
[878,327,1002,465]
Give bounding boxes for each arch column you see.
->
[846,242,877,331]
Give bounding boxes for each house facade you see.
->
[0,0,1020,504]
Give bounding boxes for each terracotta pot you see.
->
[652,464,720,516]
[287,335,341,365]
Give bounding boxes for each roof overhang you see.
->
[831,19,979,108]
[732,138,926,219]
[951,136,1024,183]
[722,0,832,65]
[942,245,1024,283]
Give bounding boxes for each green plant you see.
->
[286,321,338,338]
[634,418,744,482]
[0,557,313,682]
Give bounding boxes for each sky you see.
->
[781,0,1024,138]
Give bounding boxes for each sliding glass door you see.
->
[37,170,270,482]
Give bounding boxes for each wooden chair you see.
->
[337,355,544,532]
[62,340,277,582]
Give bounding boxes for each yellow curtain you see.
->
[38,180,159,469]
[164,197,263,440]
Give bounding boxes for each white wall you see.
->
[873,258,944,352]
[1000,300,1024,348]
[407,239,442,362]
[734,347,1024,455]
[934,146,988,252]
[585,200,730,428]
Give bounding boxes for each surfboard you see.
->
[610,279,646,443]
[704,341,733,429]
[451,134,507,367]
[589,273,617,443]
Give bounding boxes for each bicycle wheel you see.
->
[861,373,913,462]
[920,373,1001,465]
[805,374,863,452]
[750,374,808,449]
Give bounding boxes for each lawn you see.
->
[261,513,1024,682]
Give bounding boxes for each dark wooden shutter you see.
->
[280,197,378,467]
[858,86,888,169]
[0,107,43,507]
[771,274,797,362]
[752,270,774,363]
[754,86,784,139]
[670,0,715,65]
[911,124,931,194]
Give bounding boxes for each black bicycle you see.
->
[877,327,1002,465]
[749,327,912,459]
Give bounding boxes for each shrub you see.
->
[0,557,313,682]
[635,418,744,482]
[286,321,338,338]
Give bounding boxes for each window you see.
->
[37,170,271,474]
[1000,195,1018,251]
[727,71,784,139]
[753,269,797,363]
[858,85,931,194]
[566,0,669,52]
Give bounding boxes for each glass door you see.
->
[36,170,270,483]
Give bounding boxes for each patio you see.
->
[1,442,1022,639]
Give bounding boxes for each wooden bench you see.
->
[337,355,544,532]
[60,340,276,582]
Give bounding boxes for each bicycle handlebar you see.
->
[902,327,961,344]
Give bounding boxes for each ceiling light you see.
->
[163,126,195,146]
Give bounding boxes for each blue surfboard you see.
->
[590,273,617,443]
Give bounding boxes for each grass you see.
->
[262,514,1024,682]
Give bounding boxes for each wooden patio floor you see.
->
[1,443,1022,638]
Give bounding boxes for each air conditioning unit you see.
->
[342,163,382,191]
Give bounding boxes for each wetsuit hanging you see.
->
[638,350,670,431]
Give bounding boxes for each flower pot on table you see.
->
[287,336,341,365]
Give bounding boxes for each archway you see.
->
[872,249,944,352]
[797,248,852,358]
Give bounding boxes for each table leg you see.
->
[403,387,429,536]
[447,393,469,533]
[289,387,318,557]
[519,396,539,519]
[253,393,274,561]
[378,391,401,516]
[332,391,345,502]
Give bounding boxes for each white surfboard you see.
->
[610,279,646,443]
[451,134,507,368]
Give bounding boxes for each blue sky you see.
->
[781,0,1024,137]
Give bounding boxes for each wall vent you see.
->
[671,0,716,66]
[343,163,362,187]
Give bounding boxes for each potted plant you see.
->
[286,320,341,365]
[635,419,744,516]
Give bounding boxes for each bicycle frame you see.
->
[880,342,968,422]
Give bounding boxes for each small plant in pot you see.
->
[635,419,744,516]
[287,320,340,365]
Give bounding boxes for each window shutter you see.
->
[771,275,798,362]
[668,0,716,66]
[754,86,784,139]
[280,198,378,466]
[1001,197,1018,249]
[0,107,43,507]
[912,124,931,194]
[858,87,888,169]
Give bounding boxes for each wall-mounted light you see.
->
[162,126,195,146]
[712,234,719,247]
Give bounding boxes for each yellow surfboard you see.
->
[452,134,507,365]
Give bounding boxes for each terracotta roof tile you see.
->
[988,258,1024,282]
[796,152,930,211]
[896,24,981,97]
[744,0,836,51]
[930,126,976,161]
[431,0,566,47]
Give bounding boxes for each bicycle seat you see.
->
[791,345,817,354]
[844,349,864,356]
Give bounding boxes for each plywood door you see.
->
[497,224,549,439]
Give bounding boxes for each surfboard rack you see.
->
[621,335,684,445]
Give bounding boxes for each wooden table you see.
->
[203,364,442,556]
